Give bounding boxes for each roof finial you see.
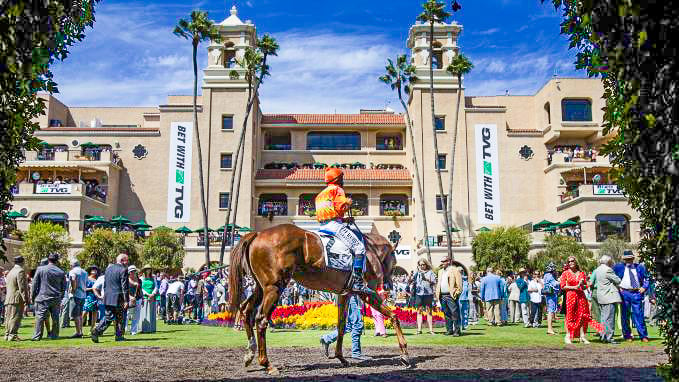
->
[230,4,237,16]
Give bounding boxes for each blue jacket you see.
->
[612,262,649,291]
[515,277,529,303]
[459,280,470,301]
[479,273,503,302]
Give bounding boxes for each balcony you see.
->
[545,152,610,173]
[24,149,119,164]
[14,182,108,204]
[543,122,604,144]
[558,183,627,210]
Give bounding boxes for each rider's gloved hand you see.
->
[345,216,355,225]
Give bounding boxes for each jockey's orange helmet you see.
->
[324,167,343,184]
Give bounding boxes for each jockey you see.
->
[315,167,372,295]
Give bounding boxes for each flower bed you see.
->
[205,302,447,329]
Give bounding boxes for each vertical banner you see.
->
[475,124,501,224]
[167,122,193,222]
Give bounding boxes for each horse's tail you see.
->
[228,232,258,313]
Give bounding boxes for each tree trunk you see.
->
[446,73,463,240]
[192,40,210,267]
[399,88,431,262]
[428,21,454,261]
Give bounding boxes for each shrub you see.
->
[530,234,596,273]
[598,236,636,263]
[20,221,70,269]
[78,229,141,269]
[471,226,531,272]
[141,227,185,271]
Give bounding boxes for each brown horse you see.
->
[228,223,410,375]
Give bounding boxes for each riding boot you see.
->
[350,268,373,295]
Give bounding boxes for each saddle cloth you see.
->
[317,229,353,272]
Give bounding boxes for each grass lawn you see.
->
[0,316,663,349]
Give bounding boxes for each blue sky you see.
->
[51,0,583,113]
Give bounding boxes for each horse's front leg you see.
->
[334,293,350,366]
[360,292,411,368]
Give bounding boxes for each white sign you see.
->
[593,184,623,195]
[393,245,411,260]
[36,184,72,194]
[475,124,501,224]
[167,122,193,223]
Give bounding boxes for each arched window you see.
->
[380,194,409,216]
[544,102,551,125]
[258,194,288,216]
[264,130,291,150]
[376,133,403,150]
[307,132,360,150]
[347,194,368,216]
[595,214,629,242]
[298,194,316,216]
[561,99,592,121]
[34,213,69,229]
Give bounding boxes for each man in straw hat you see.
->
[613,250,649,342]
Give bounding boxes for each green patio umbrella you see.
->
[152,225,171,231]
[217,224,241,232]
[132,219,151,229]
[38,141,51,146]
[450,227,462,232]
[84,215,107,223]
[194,226,214,232]
[110,215,131,225]
[80,142,97,147]
[239,227,255,232]
[533,220,555,230]
[558,220,579,228]
[6,210,26,218]
[543,225,558,232]
[475,227,491,232]
[175,226,192,234]
[136,226,151,232]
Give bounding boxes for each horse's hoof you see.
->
[338,357,350,367]
[400,355,412,368]
[244,352,255,367]
[267,366,280,376]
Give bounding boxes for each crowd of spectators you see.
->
[547,145,599,165]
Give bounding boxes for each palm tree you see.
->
[417,0,454,261]
[218,34,279,264]
[379,54,432,262]
[174,10,220,267]
[445,54,473,238]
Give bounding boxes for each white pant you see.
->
[320,220,366,258]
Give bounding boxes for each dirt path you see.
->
[0,345,664,381]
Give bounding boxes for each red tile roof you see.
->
[262,114,405,125]
[255,168,411,181]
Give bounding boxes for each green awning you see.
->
[80,142,97,147]
[110,215,131,224]
[132,219,151,229]
[475,227,491,232]
[533,220,555,230]
[558,220,579,228]
[85,216,107,223]
[175,226,192,234]
[6,211,26,218]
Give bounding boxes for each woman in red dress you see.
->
[560,256,605,343]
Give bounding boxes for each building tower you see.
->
[201,5,259,232]
[406,18,468,248]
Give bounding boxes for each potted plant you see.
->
[304,209,316,217]
[9,228,23,241]
[350,208,364,217]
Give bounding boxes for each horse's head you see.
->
[364,233,398,291]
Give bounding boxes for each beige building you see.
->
[5,7,640,272]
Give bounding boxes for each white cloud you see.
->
[475,28,500,35]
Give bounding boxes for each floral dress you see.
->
[83,278,98,312]
[560,269,605,338]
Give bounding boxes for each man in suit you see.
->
[435,258,463,336]
[592,254,622,344]
[480,267,504,326]
[31,253,67,340]
[91,253,129,342]
[613,250,649,342]
[4,256,29,341]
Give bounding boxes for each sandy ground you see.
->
[0,345,665,381]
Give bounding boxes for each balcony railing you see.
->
[25,150,116,163]
[14,182,108,203]
[559,184,624,204]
